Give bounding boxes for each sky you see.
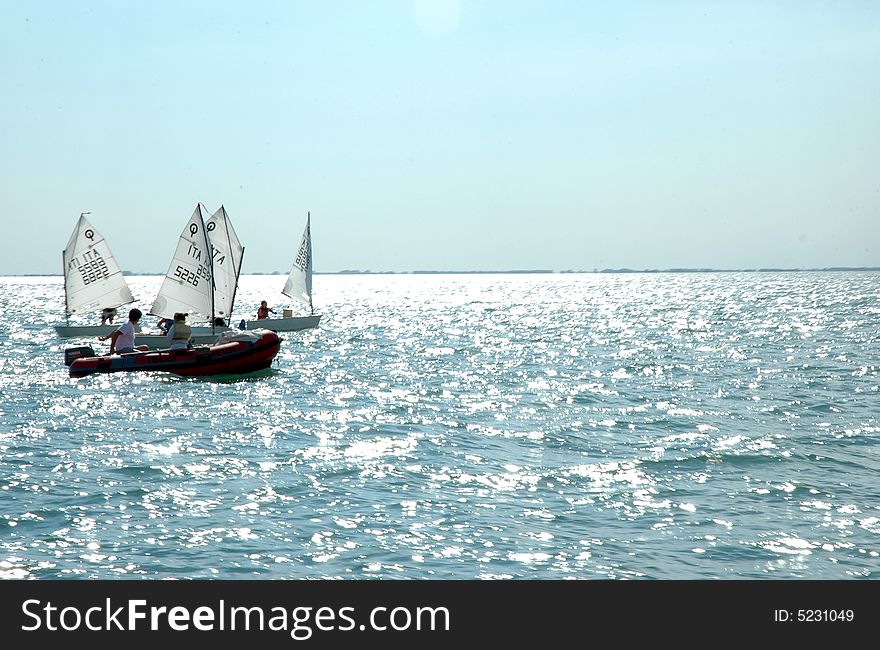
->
[1,0,878,274]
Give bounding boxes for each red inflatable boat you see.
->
[64,330,281,378]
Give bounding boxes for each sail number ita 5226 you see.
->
[174,264,209,287]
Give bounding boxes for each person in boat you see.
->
[100,307,117,325]
[213,317,226,327]
[256,300,275,320]
[99,308,149,354]
[165,312,193,350]
[156,317,172,334]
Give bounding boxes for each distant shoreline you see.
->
[5,267,879,277]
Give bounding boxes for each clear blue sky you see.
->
[1,1,878,274]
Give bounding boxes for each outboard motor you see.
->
[64,346,95,366]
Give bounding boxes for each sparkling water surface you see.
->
[1,272,879,579]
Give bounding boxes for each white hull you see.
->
[136,326,234,349]
[55,323,141,338]
[244,314,321,332]
[135,315,320,348]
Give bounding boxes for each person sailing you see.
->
[165,312,193,350]
[256,300,275,320]
[156,317,172,334]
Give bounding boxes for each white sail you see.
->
[281,212,313,311]
[206,205,244,321]
[62,213,135,315]
[150,203,214,320]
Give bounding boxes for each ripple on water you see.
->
[1,272,879,579]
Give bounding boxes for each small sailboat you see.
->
[207,204,245,325]
[54,212,139,338]
[148,203,216,320]
[135,203,244,349]
[135,204,243,348]
[246,211,322,332]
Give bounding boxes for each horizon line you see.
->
[4,266,880,278]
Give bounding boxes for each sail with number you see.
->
[62,213,135,316]
[205,205,244,322]
[150,203,214,320]
[281,212,313,313]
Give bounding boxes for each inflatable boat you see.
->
[64,330,281,378]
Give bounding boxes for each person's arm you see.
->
[100,329,121,354]
[165,324,176,343]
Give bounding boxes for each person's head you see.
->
[214,317,225,326]
[128,308,142,323]
[260,301,268,307]
[173,312,186,322]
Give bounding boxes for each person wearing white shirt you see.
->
[100,308,149,354]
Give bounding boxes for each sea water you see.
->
[0,272,878,579]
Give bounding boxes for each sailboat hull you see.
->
[134,315,320,348]
[135,326,235,349]
[244,314,321,332]
[66,331,281,377]
[55,323,142,338]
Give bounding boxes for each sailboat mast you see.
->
[201,205,216,332]
[222,205,243,327]
[229,246,245,326]
[63,211,90,326]
[308,211,314,315]
[62,248,69,326]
